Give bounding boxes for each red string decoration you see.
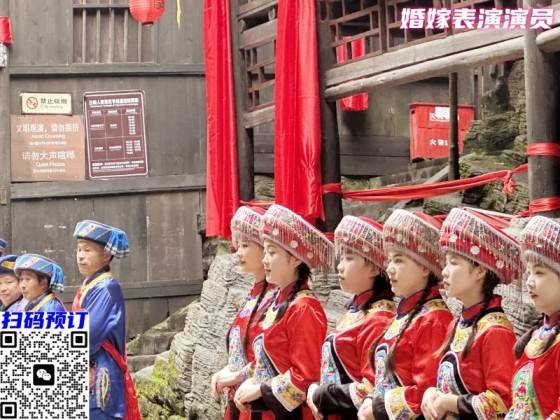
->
[342,164,528,202]
[518,197,560,217]
[322,183,343,195]
[0,17,13,44]
[527,142,560,158]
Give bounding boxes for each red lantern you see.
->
[129,0,166,25]
[0,16,13,44]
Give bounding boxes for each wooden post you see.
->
[448,72,460,180]
[0,0,11,246]
[229,0,255,203]
[524,0,560,217]
[316,1,343,232]
[316,1,342,232]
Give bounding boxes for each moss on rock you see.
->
[136,353,186,419]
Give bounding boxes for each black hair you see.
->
[274,263,311,322]
[440,265,500,359]
[370,272,439,374]
[242,282,269,351]
[357,269,394,313]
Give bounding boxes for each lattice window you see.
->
[72,0,157,64]
[321,0,384,64]
[385,0,449,50]
[238,1,278,111]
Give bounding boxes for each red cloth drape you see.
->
[274,0,324,224]
[337,38,368,111]
[203,0,239,238]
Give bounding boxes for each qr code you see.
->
[0,312,89,420]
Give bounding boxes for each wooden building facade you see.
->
[0,0,206,338]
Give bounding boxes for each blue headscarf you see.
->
[14,254,64,293]
[74,220,130,259]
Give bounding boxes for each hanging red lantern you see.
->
[0,16,13,44]
[129,0,166,24]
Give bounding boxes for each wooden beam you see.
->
[243,105,275,128]
[536,25,560,53]
[11,174,206,200]
[0,0,11,249]
[525,0,560,217]
[9,63,205,77]
[316,3,342,232]
[230,0,255,202]
[325,29,524,88]
[239,19,277,49]
[255,134,410,157]
[324,37,524,100]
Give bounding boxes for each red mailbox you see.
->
[409,103,475,160]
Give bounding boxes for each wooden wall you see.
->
[254,74,475,177]
[3,0,206,338]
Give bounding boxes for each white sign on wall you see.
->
[21,93,73,115]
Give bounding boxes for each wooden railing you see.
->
[320,0,518,66]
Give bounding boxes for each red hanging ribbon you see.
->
[0,17,12,44]
[322,183,343,195]
[527,142,560,158]
[518,197,560,217]
[341,164,528,202]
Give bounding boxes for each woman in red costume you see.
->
[211,206,276,420]
[505,216,560,419]
[422,208,520,419]
[307,215,396,419]
[358,210,453,420]
[234,204,331,419]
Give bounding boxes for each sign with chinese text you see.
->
[11,115,86,182]
[83,90,149,179]
[21,93,72,115]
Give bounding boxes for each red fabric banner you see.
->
[274,0,324,224]
[337,38,368,111]
[203,0,239,238]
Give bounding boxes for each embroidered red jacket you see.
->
[371,286,453,419]
[506,311,560,420]
[437,296,516,418]
[250,281,327,419]
[312,289,396,419]
[225,280,276,420]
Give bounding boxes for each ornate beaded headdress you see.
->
[334,215,385,269]
[261,204,334,271]
[230,206,266,248]
[521,215,560,275]
[440,208,523,284]
[383,209,443,278]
